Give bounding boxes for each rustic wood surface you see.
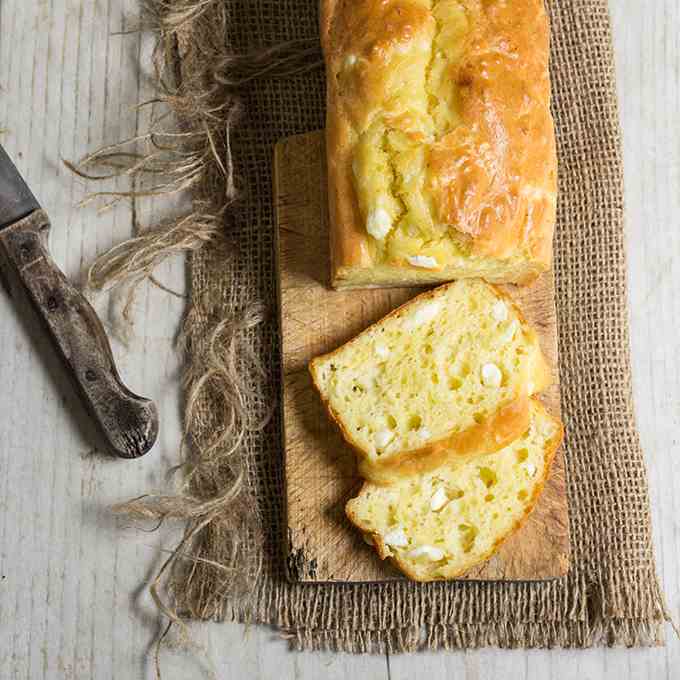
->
[0,0,678,678]
[275,131,569,584]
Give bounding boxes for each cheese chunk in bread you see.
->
[309,279,551,483]
[345,400,563,581]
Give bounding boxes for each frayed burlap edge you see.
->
[286,618,664,654]
[74,0,673,654]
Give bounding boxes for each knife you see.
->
[0,145,158,459]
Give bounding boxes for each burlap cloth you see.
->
[158,0,668,651]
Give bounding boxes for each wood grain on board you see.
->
[274,131,570,583]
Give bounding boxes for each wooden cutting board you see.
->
[275,131,570,583]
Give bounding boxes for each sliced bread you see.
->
[309,279,551,483]
[345,400,563,581]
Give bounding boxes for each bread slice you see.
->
[309,279,551,483]
[345,400,563,581]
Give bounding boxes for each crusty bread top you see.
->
[346,400,563,581]
[321,0,557,287]
[309,279,552,483]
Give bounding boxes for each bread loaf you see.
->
[321,0,557,289]
[345,400,563,581]
[309,279,551,483]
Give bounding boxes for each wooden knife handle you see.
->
[0,209,159,459]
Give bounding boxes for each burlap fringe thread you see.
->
[74,0,322,629]
[72,0,675,658]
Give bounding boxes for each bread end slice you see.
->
[345,400,564,581]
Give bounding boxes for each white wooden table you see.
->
[0,1,678,678]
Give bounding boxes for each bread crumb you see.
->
[407,255,439,269]
[407,545,445,561]
[501,319,519,343]
[430,487,449,511]
[375,343,390,359]
[491,300,508,322]
[416,426,432,440]
[384,526,409,548]
[374,430,394,450]
[406,301,441,329]
[481,363,502,388]
[367,207,392,240]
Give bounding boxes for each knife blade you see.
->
[0,145,40,228]
[0,145,158,459]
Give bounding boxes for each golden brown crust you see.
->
[321,0,369,278]
[357,396,530,484]
[345,400,565,581]
[321,0,557,289]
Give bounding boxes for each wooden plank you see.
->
[276,130,570,583]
